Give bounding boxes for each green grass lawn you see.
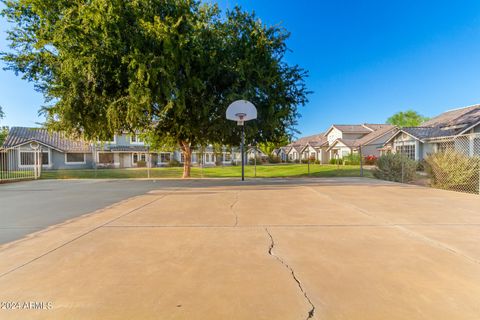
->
[41,164,372,179]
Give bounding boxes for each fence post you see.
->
[359,145,363,177]
[254,145,257,177]
[401,140,405,183]
[307,152,310,176]
[147,152,151,179]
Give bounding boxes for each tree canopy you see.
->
[386,110,429,127]
[1,0,309,177]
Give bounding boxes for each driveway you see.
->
[1,178,480,319]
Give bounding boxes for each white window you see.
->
[180,153,185,163]
[19,151,49,166]
[133,153,146,164]
[160,153,171,163]
[396,144,415,160]
[65,153,86,164]
[224,153,231,162]
[130,135,144,144]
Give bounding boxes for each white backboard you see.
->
[226,100,257,123]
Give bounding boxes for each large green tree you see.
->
[1,0,309,177]
[386,110,429,127]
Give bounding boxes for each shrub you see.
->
[329,158,340,165]
[416,159,426,172]
[314,160,320,164]
[136,160,146,168]
[166,159,182,167]
[364,155,377,165]
[301,159,308,164]
[343,153,361,165]
[373,153,417,182]
[248,156,262,165]
[425,151,479,192]
[294,159,300,164]
[269,155,281,163]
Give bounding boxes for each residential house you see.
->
[287,145,303,162]
[1,127,93,170]
[383,105,480,160]
[284,133,329,163]
[271,146,290,162]
[1,127,242,169]
[325,124,396,159]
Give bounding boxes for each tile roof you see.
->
[2,127,92,152]
[363,124,392,131]
[392,105,480,141]
[352,125,397,146]
[401,127,457,140]
[421,104,480,129]
[292,133,328,145]
[289,144,305,153]
[332,125,372,134]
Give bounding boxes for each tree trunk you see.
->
[180,141,192,178]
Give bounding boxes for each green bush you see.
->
[373,153,417,182]
[425,151,479,193]
[268,155,281,163]
[314,160,320,164]
[342,153,361,165]
[248,156,263,165]
[301,159,308,164]
[136,160,146,168]
[329,158,340,165]
[166,159,182,167]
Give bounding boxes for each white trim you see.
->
[384,129,423,144]
[458,120,480,136]
[13,140,63,153]
[129,134,145,145]
[64,152,86,165]
[18,149,51,168]
[132,152,147,164]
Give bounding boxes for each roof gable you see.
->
[2,127,92,152]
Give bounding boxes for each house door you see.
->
[119,154,125,168]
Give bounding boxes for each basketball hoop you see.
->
[226,100,257,181]
[226,100,257,126]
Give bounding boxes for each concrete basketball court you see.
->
[1,177,480,319]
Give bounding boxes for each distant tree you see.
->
[0,127,8,146]
[386,110,429,127]
[1,1,309,178]
[0,106,7,146]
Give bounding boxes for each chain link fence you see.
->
[424,134,480,194]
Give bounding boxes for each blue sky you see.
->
[2,1,480,137]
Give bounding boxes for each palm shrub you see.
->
[425,151,479,193]
[373,153,417,182]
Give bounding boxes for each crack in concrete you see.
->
[230,192,240,227]
[265,228,315,320]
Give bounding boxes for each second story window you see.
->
[130,135,144,144]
